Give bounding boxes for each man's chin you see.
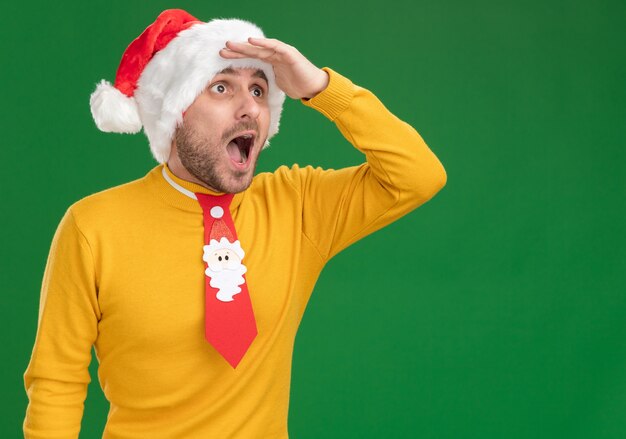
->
[211,172,254,194]
[189,156,257,193]
[227,160,258,192]
[227,176,254,194]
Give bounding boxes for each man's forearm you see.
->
[24,378,88,439]
[24,209,99,438]
[303,67,446,204]
[295,67,446,259]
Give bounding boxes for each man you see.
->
[23,9,446,439]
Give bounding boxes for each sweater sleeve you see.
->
[294,67,447,260]
[23,208,100,439]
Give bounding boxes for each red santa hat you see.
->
[204,205,245,260]
[208,205,235,242]
[89,9,285,163]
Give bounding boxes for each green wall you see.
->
[2,0,625,437]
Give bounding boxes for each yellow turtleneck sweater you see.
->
[23,68,447,438]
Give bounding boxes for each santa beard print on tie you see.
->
[203,237,248,302]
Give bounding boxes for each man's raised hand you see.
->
[219,37,329,100]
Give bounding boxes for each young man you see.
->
[23,9,447,439]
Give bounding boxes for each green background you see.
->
[2,0,625,437]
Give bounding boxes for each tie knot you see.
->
[195,192,236,247]
[195,192,234,213]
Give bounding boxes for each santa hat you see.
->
[203,204,245,260]
[207,205,235,242]
[89,9,285,163]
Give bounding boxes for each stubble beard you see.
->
[174,122,263,194]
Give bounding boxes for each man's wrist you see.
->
[301,67,354,121]
[305,69,330,100]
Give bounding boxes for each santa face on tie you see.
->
[203,237,248,302]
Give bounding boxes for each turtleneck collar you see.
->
[144,163,245,213]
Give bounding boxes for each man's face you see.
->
[171,67,271,193]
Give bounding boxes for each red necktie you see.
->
[195,192,257,368]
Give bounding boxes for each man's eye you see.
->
[251,87,264,97]
[211,83,227,93]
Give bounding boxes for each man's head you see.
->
[169,67,271,193]
[89,9,285,171]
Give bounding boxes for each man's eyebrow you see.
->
[218,68,268,84]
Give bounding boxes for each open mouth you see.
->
[226,132,255,165]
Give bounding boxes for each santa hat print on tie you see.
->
[89,8,285,163]
[196,193,257,368]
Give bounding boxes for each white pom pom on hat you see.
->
[89,9,286,163]
[90,80,142,133]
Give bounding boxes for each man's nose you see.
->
[235,90,260,120]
